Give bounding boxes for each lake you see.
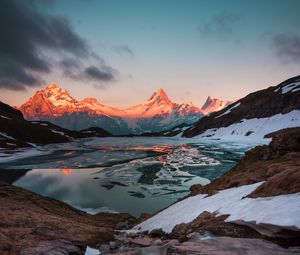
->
[0,137,255,217]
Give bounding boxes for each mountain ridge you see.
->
[183,75,300,140]
[17,84,211,134]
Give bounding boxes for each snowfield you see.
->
[195,110,300,142]
[133,182,300,235]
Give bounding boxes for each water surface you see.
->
[0,137,254,217]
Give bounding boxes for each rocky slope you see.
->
[183,76,300,140]
[17,84,203,135]
[0,181,135,255]
[0,100,111,150]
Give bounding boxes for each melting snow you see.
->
[85,246,101,255]
[215,102,241,118]
[51,129,65,136]
[276,81,300,94]
[134,182,300,234]
[0,115,12,120]
[198,110,300,142]
[0,132,16,140]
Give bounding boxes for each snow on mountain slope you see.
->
[184,75,300,140]
[125,89,201,119]
[17,85,203,134]
[201,96,232,115]
[80,97,125,116]
[134,182,300,235]
[197,110,300,142]
[125,89,175,118]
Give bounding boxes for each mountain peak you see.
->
[42,83,70,97]
[148,88,171,104]
[202,96,214,110]
[45,83,60,90]
[201,96,232,115]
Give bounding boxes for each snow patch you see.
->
[85,246,101,255]
[0,132,16,141]
[215,102,241,118]
[277,81,300,94]
[134,182,300,234]
[0,115,12,120]
[197,110,300,142]
[51,129,65,136]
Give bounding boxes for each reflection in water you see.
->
[59,168,73,175]
[0,137,252,217]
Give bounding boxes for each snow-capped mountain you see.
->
[183,76,300,141]
[201,96,232,115]
[0,100,111,149]
[17,84,203,135]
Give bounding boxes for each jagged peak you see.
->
[42,83,71,97]
[45,83,60,90]
[148,88,171,104]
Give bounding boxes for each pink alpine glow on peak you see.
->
[201,96,233,115]
[17,84,203,119]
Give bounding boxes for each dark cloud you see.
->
[0,0,117,90]
[58,58,81,80]
[114,45,134,56]
[272,33,300,64]
[199,12,240,39]
[84,66,115,82]
[59,57,118,85]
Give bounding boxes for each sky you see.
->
[0,0,299,108]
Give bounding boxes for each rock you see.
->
[137,213,152,223]
[0,181,135,255]
[189,184,204,196]
[20,240,84,255]
[248,167,300,198]
[153,239,162,245]
[109,241,119,250]
[149,228,165,238]
[170,211,262,242]
[167,237,300,255]
[130,236,154,247]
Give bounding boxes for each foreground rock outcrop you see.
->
[0,181,136,255]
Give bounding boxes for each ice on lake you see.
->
[0,137,254,217]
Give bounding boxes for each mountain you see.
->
[183,75,300,141]
[0,100,111,149]
[17,84,204,135]
[201,96,232,115]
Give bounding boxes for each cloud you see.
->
[84,65,116,82]
[199,12,240,39]
[59,57,118,85]
[0,0,118,90]
[272,33,300,64]
[114,45,134,57]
